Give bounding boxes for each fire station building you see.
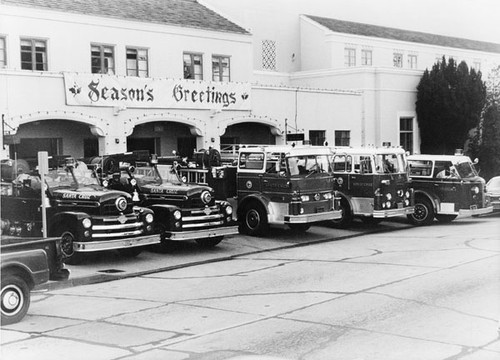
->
[1,0,500,162]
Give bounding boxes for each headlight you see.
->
[405,191,410,198]
[82,218,92,229]
[301,195,310,202]
[130,179,137,186]
[145,213,154,223]
[471,186,479,194]
[173,210,182,220]
[102,180,109,187]
[386,193,392,200]
[323,193,332,200]
[386,201,391,208]
[201,191,212,204]
[115,197,128,212]
[225,205,233,215]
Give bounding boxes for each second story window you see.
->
[20,38,47,71]
[91,44,114,74]
[344,48,356,67]
[212,55,230,82]
[309,130,326,146]
[335,130,350,147]
[0,36,6,68]
[126,48,148,77]
[408,54,418,69]
[393,53,403,68]
[361,49,372,66]
[183,53,203,80]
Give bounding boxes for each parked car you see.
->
[1,236,70,325]
[486,176,500,211]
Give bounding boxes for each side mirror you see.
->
[473,158,479,165]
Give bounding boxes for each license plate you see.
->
[316,207,325,213]
[397,202,403,209]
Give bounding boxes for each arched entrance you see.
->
[127,121,197,158]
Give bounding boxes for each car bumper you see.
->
[458,205,493,216]
[73,234,160,252]
[166,225,239,241]
[284,210,342,224]
[373,206,414,218]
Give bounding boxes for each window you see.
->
[361,49,372,66]
[0,36,6,68]
[309,130,326,146]
[400,117,413,153]
[212,55,230,82]
[335,130,350,147]
[344,48,356,67]
[393,53,403,68]
[408,54,418,69]
[262,40,276,71]
[20,38,47,70]
[183,53,203,80]
[126,48,148,77]
[91,44,115,74]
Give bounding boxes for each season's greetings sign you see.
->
[63,73,251,110]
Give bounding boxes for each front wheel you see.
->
[59,230,85,265]
[408,198,434,226]
[1,272,31,325]
[435,214,457,223]
[196,236,223,248]
[239,203,269,236]
[330,198,353,228]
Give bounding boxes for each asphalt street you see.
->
[1,214,499,360]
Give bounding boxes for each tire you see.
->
[330,198,353,228]
[196,236,223,248]
[118,247,143,257]
[1,272,31,325]
[408,197,434,226]
[239,202,269,236]
[59,230,85,265]
[435,214,457,223]
[288,224,311,233]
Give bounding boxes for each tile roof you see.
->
[1,0,249,35]
[306,15,500,54]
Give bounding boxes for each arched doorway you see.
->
[127,121,197,158]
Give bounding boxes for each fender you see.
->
[237,193,272,219]
[413,189,440,212]
[48,211,90,235]
[334,191,355,215]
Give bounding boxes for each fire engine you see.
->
[88,151,238,249]
[0,158,158,264]
[407,153,493,225]
[330,147,414,227]
[175,145,341,236]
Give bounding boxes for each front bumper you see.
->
[284,209,342,224]
[165,225,239,241]
[458,205,493,217]
[73,233,160,252]
[373,206,414,218]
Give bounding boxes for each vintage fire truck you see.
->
[407,153,493,225]
[330,147,414,227]
[224,145,341,235]
[0,158,158,264]
[89,151,238,249]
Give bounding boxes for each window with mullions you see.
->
[393,53,403,68]
[344,48,356,67]
[212,55,230,82]
[400,117,413,153]
[20,38,47,71]
[183,53,203,80]
[126,48,148,77]
[408,54,418,69]
[0,36,6,68]
[335,130,350,147]
[361,49,372,66]
[309,130,326,146]
[91,44,115,74]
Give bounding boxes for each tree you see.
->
[469,65,500,181]
[416,57,486,154]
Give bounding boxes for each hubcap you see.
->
[413,204,428,221]
[60,232,75,257]
[2,286,23,315]
[246,209,260,230]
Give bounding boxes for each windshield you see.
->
[154,164,184,185]
[374,153,405,174]
[131,165,164,186]
[45,162,100,189]
[287,155,331,176]
[487,177,500,190]
[454,160,478,178]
